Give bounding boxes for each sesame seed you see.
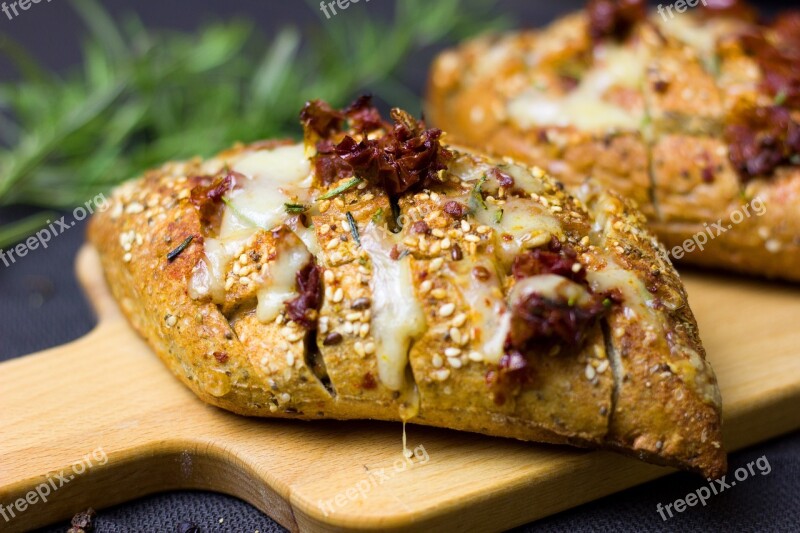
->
[286,353,295,366]
[359,323,370,337]
[324,270,335,283]
[343,322,354,334]
[240,277,251,286]
[460,220,471,232]
[432,229,445,238]
[330,252,343,263]
[438,303,455,317]
[430,257,444,271]
[354,342,365,357]
[597,360,609,374]
[440,237,452,250]
[444,347,462,357]
[123,253,132,263]
[476,225,491,234]
[432,354,444,368]
[165,315,177,328]
[319,200,331,213]
[468,351,484,362]
[420,280,433,294]
[452,313,468,327]
[464,234,480,243]
[448,357,463,369]
[287,331,304,343]
[433,369,451,381]
[431,288,447,299]
[333,288,344,303]
[585,364,597,381]
[364,342,375,354]
[326,239,339,251]
[449,327,462,344]
[280,393,291,403]
[571,263,582,273]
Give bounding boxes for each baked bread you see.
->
[426,0,800,281]
[89,98,725,477]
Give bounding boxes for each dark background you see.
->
[1,1,798,531]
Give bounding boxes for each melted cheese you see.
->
[219,144,312,238]
[475,197,563,265]
[189,229,256,303]
[509,45,645,132]
[361,224,426,391]
[510,274,592,307]
[449,258,509,365]
[586,260,654,323]
[256,240,311,323]
[190,144,317,306]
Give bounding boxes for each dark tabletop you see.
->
[1,1,798,532]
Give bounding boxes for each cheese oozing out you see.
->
[256,236,312,323]
[190,144,317,317]
[360,223,427,391]
[447,258,510,365]
[474,196,564,267]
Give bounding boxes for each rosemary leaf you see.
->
[318,177,362,201]
[346,211,360,247]
[167,235,194,262]
[285,203,308,214]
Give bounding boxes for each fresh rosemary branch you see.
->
[0,0,507,247]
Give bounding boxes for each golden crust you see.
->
[89,138,725,478]
[425,9,800,282]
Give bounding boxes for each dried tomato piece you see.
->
[587,0,646,42]
[285,261,323,329]
[301,97,453,197]
[726,105,800,180]
[300,100,344,138]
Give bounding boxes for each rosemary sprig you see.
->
[346,211,360,246]
[318,177,362,200]
[285,203,309,214]
[167,235,194,262]
[0,0,507,245]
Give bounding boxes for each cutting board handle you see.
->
[0,247,298,532]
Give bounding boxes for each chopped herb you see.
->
[470,175,488,211]
[774,90,788,106]
[167,235,194,262]
[222,197,263,228]
[494,209,504,224]
[347,211,361,247]
[358,257,368,266]
[372,207,384,223]
[568,295,577,307]
[285,203,308,214]
[397,249,410,260]
[602,298,612,307]
[318,177,362,200]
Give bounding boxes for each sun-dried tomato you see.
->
[726,105,800,180]
[285,260,322,329]
[587,0,646,42]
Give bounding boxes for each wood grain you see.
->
[0,246,798,532]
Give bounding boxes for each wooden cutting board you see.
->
[1,246,799,532]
